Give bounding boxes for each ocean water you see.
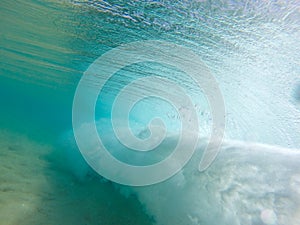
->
[1,0,300,224]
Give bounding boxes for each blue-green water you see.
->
[1,0,300,224]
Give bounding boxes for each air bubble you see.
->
[260,209,277,225]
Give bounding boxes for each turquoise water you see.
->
[1,0,300,224]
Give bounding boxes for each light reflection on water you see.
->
[1,0,300,146]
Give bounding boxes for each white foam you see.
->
[63,123,300,225]
[127,140,300,225]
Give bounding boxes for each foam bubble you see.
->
[260,209,277,225]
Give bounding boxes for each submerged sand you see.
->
[0,130,152,225]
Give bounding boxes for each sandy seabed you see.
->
[0,130,152,225]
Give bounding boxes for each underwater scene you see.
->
[1,0,300,224]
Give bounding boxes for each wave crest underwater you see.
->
[1,0,300,224]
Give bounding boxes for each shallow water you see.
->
[1,0,300,224]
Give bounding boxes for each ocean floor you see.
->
[0,130,152,225]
